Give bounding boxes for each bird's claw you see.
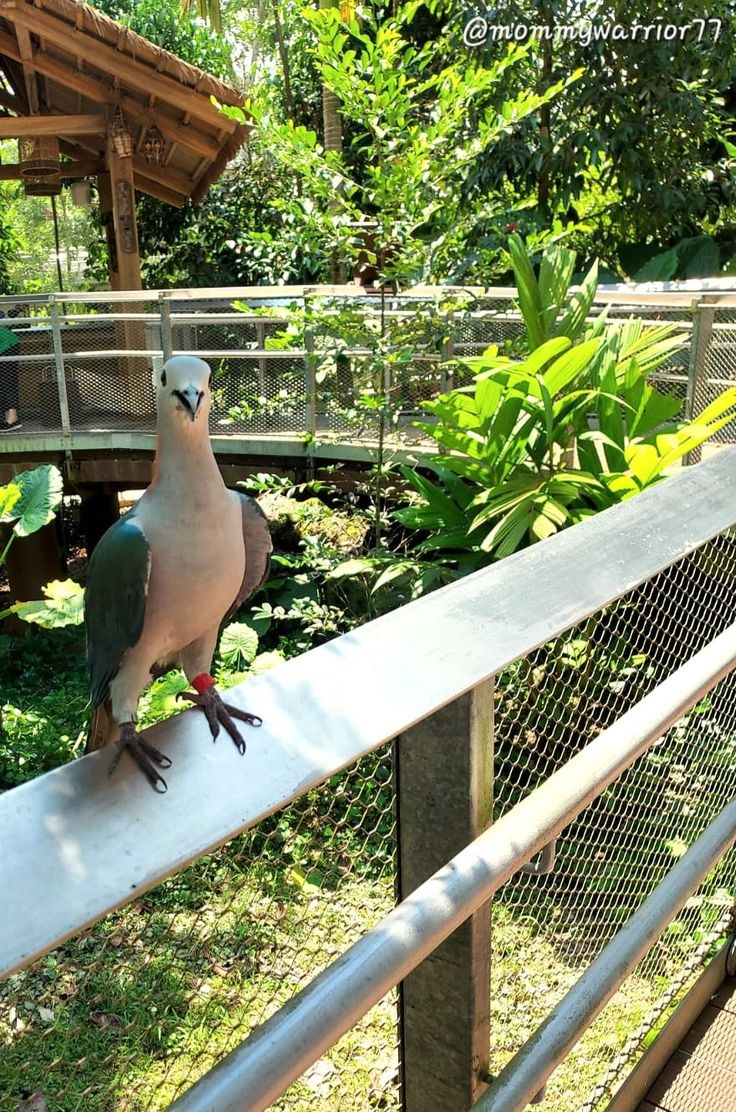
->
[109,722,171,793]
[177,686,261,754]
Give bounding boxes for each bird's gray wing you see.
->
[223,492,272,623]
[85,514,151,708]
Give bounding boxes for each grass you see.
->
[0,874,670,1112]
[3,543,736,1110]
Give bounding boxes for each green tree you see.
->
[236,11,578,285]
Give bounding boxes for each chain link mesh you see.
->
[3,288,731,448]
[0,746,397,1111]
[694,307,736,444]
[491,531,736,1109]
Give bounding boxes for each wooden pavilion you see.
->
[0,0,249,289]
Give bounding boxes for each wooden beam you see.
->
[0,29,222,161]
[105,116,142,291]
[133,172,188,207]
[2,3,238,130]
[0,157,102,178]
[130,154,190,197]
[0,113,105,136]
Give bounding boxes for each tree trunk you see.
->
[320,0,346,282]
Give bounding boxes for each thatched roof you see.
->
[0,0,248,206]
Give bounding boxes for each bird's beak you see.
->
[173,384,204,422]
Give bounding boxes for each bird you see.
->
[84,355,273,792]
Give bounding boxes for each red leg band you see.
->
[192,672,215,694]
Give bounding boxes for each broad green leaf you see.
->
[543,339,602,395]
[327,558,376,579]
[219,622,259,667]
[625,443,661,487]
[556,260,599,342]
[11,464,63,538]
[508,234,544,349]
[529,496,569,541]
[0,482,21,523]
[538,244,576,334]
[634,248,679,282]
[14,578,85,628]
[250,651,285,675]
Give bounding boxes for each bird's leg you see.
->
[177,673,261,755]
[109,721,172,793]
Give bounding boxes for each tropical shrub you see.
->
[396,332,736,564]
[0,464,86,628]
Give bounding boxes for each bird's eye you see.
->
[160,370,167,386]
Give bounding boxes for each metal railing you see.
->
[2,449,736,1110]
[1,282,735,461]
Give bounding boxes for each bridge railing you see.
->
[1,282,736,453]
[2,449,736,1110]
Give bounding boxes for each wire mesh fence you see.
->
[491,529,736,1109]
[0,745,398,1112]
[2,524,736,1110]
[1,285,734,450]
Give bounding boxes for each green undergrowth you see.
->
[0,890,666,1111]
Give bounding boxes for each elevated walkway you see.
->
[607,943,736,1112]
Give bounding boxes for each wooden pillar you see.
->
[396,680,494,1110]
[104,115,150,416]
[104,118,142,293]
[97,171,120,291]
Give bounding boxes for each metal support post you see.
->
[304,325,317,440]
[396,679,494,1111]
[684,297,716,466]
[159,292,173,362]
[440,310,455,393]
[50,301,71,437]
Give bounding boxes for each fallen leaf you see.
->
[89,1012,123,1029]
[37,1008,54,1024]
[302,1058,337,1097]
[18,1093,46,1112]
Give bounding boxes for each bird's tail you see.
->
[86,699,115,753]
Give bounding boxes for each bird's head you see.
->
[155,355,212,424]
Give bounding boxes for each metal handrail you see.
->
[2,452,734,982]
[168,624,736,1112]
[472,795,736,1111]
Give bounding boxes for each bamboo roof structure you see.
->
[0,0,248,208]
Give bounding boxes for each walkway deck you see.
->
[607,942,736,1112]
[0,424,434,486]
[639,980,736,1112]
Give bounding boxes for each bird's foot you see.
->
[109,722,171,793]
[178,673,261,755]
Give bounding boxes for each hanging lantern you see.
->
[70,180,92,207]
[18,135,60,178]
[110,106,134,158]
[142,124,166,165]
[24,174,62,197]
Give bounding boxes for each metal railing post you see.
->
[49,300,71,437]
[304,324,317,440]
[440,311,455,393]
[396,679,494,1110]
[684,296,716,466]
[159,291,173,361]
